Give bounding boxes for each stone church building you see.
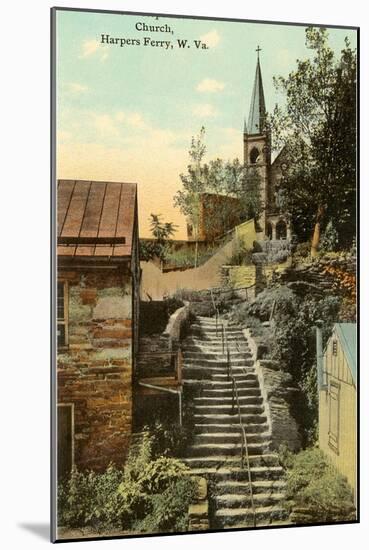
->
[244,50,291,241]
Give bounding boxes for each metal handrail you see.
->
[209,288,256,525]
[210,287,220,337]
[224,326,257,528]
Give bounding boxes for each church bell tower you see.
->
[244,47,271,235]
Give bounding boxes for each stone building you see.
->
[57,179,140,476]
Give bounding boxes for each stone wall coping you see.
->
[163,303,191,341]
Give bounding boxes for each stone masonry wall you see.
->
[57,267,133,471]
[244,328,301,452]
[256,359,301,452]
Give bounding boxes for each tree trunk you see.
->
[194,239,198,269]
[311,205,325,258]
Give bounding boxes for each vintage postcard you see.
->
[51,7,358,542]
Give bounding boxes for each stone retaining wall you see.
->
[244,328,301,452]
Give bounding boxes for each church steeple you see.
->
[247,46,266,135]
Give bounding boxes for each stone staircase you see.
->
[182,315,289,529]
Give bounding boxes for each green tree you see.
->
[174,129,262,251]
[140,214,177,269]
[174,127,207,267]
[270,27,356,256]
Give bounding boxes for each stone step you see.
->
[184,351,252,361]
[183,382,260,392]
[194,423,269,434]
[189,336,246,344]
[187,440,270,457]
[202,387,261,397]
[214,505,289,527]
[187,465,285,482]
[183,367,255,380]
[191,324,243,333]
[194,431,270,445]
[216,479,287,496]
[184,347,250,357]
[183,358,254,367]
[185,338,249,348]
[183,379,259,389]
[184,453,280,469]
[216,492,286,509]
[193,413,267,425]
[211,372,257,380]
[193,404,264,415]
[194,396,263,406]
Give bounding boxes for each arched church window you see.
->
[250,147,260,164]
[266,222,273,240]
[276,220,287,240]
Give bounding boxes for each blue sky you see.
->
[56,10,357,238]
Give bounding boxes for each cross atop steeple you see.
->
[256,45,261,58]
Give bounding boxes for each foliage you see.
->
[244,285,298,322]
[228,283,341,444]
[173,127,208,254]
[58,431,196,533]
[226,241,254,266]
[139,214,178,264]
[271,291,341,443]
[174,128,262,252]
[165,243,223,269]
[133,478,197,533]
[58,465,126,530]
[320,220,339,252]
[293,241,311,262]
[269,27,357,254]
[283,447,355,522]
[150,420,193,458]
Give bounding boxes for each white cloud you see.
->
[126,112,146,129]
[192,103,218,118]
[92,114,119,137]
[115,111,147,129]
[79,39,108,61]
[196,78,225,93]
[199,30,221,48]
[66,82,88,94]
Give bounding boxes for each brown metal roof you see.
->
[57,180,137,258]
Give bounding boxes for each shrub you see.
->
[58,431,196,534]
[57,465,126,530]
[293,241,311,261]
[285,448,355,523]
[133,477,197,533]
[226,242,253,266]
[234,285,298,322]
[150,420,193,458]
[271,292,341,444]
[139,456,190,493]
